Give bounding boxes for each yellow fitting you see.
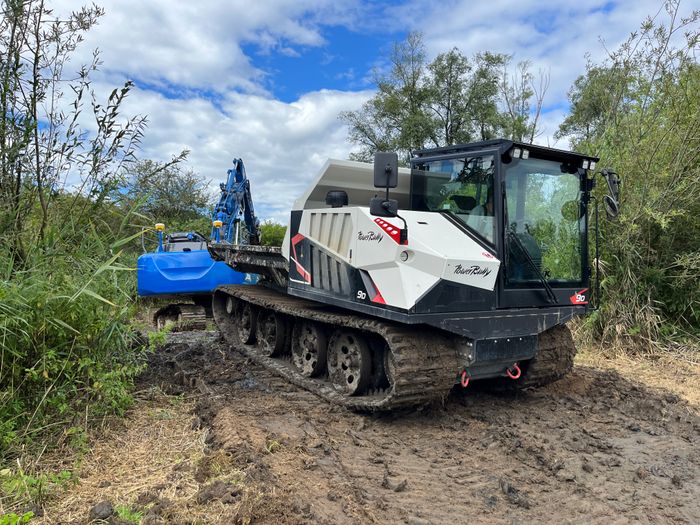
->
[155,223,165,231]
[213,220,223,228]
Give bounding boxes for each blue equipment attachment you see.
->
[137,231,256,297]
[137,159,260,328]
[211,158,260,244]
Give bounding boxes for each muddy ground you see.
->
[38,330,699,524]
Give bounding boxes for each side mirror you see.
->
[604,195,619,219]
[373,152,398,188]
[370,151,408,244]
[601,169,620,219]
[369,197,398,217]
[602,169,620,201]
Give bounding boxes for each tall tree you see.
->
[341,31,432,162]
[467,52,510,141]
[426,49,509,145]
[0,0,147,269]
[499,60,550,143]
[341,33,545,162]
[557,0,700,344]
[120,158,210,231]
[426,48,471,146]
[555,65,627,147]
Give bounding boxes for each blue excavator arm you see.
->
[211,158,260,245]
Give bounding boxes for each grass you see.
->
[0,469,74,508]
[575,342,700,408]
[114,504,143,523]
[0,512,34,525]
[0,245,148,459]
[28,391,213,524]
[265,439,282,454]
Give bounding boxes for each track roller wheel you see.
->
[155,312,177,331]
[255,310,289,357]
[327,330,371,396]
[225,296,236,314]
[291,321,327,377]
[235,301,257,345]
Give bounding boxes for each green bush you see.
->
[558,4,700,347]
[259,220,287,247]
[0,0,158,462]
[114,504,143,523]
[1,468,73,507]
[0,232,149,459]
[0,512,34,525]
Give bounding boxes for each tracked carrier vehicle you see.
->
[210,140,620,410]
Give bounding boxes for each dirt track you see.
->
[123,330,697,525]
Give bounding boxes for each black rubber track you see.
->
[517,324,577,388]
[154,304,208,331]
[213,285,462,411]
[212,285,578,410]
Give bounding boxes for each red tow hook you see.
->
[460,370,470,388]
[506,363,521,380]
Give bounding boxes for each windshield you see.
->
[411,154,496,243]
[505,157,583,284]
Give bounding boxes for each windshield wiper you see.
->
[507,229,558,304]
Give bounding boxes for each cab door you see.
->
[497,156,590,309]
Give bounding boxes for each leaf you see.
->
[94,251,123,276]
[110,229,147,249]
[48,318,80,334]
[75,288,116,307]
[100,265,134,272]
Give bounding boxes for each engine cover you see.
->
[288,207,500,311]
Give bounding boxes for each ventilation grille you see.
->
[310,246,350,295]
[309,212,353,258]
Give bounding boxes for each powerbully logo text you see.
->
[454,264,492,278]
[358,231,383,243]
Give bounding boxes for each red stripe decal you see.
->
[290,233,311,284]
[373,218,406,245]
[367,273,387,304]
[371,289,386,304]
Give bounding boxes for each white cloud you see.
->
[46,0,695,226]
[52,0,361,94]
[46,0,374,223]
[115,86,373,223]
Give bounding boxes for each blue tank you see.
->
[137,248,257,297]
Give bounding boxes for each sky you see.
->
[50,0,689,223]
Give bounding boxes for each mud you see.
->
[145,330,699,524]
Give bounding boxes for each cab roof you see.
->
[412,139,599,164]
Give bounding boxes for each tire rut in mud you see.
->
[146,330,700,525]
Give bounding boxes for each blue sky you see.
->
[53,0,692,222]
[243,25,392,101]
